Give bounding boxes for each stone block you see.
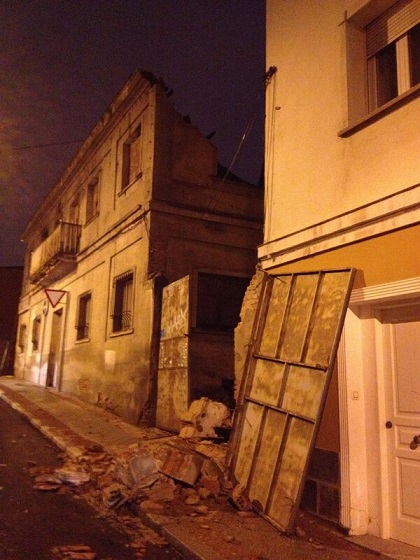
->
[158,445,203,486]
[115,450,158,489]
[179,398,231,439]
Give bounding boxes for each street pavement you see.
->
[1,375,420,560]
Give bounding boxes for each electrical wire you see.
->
[1,139,84,152]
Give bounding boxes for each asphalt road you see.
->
[0,398,181,560]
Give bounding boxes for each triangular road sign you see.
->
[45,289,67,308]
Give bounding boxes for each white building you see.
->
[261,0,420,547]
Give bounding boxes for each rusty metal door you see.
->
[230,269,355,533]
[156,276,190,431]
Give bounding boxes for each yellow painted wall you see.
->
[265,0,420,244]
[266,225,420,290]
[265,224,420,452]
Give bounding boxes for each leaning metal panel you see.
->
[230,269,355,533]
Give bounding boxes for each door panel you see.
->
[230,269,354,533]
[387,320,420,547]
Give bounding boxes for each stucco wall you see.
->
[265,0,420,245]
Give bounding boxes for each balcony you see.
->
[30,221,82,285]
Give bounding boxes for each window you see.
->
[196,273,249,331]
[18,324,27,353]
[366,0,420,110]
[342,0,420,134]
[31,316,41,351]
[86,176,99,223]
[121,124,142,191]
[69,195,80,224]
[111,271,134,332]
[76,292,91,340]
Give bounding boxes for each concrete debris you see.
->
[139,499,166,514]
[55,465,91,486]
[185,493,201,505]
[158,444,204,486]
[179,397,232,439]
[102,483,127,508]
[231,484,253,511]
[34,473,63,486]
[115,449,159,489]
[144,480,176,502]
[50,544,97,559]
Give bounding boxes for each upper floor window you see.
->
[111,271,134,333]
[121,124,142,192]
[86,176,99,223]
[69,195,80,224]
[342,0,420,135]
[31,316,41,352]
[367,0,420,110]
[76,292,91,341]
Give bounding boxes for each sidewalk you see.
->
[1,376,419,560]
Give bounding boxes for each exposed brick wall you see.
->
[234,267,265,401]
[301,448,340,523]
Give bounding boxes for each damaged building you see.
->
[14,70,263,427]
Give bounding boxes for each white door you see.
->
[385,318,420,547]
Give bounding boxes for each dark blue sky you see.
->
[0,0,265,266]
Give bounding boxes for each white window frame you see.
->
[341,0,420,136]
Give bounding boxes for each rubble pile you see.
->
[29,399,253,556]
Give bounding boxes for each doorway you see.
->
[46,309,63,388]
[342,288,420,548]
[382,312,420,547]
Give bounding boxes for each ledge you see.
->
[339,84,420,138]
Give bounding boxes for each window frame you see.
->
[340,0,420,137]
[31,315,41,352]
[85,174,100,225]
[18,323,27,353]
[118,120,143,194]
[110,270,135,335]
[75,291,92,342]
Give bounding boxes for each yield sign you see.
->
[45,289,67,308]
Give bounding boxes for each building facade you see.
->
[15,71,263,427]
[262,0,420,547]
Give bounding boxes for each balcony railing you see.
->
[30,221,82,285]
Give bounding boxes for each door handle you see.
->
[385,421,393,429]
[409,435,420,450]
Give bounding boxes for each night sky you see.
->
[0,0,265,266]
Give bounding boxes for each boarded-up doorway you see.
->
[46,308,64,388]
[229,269,355,533]
[156,276,189,431]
